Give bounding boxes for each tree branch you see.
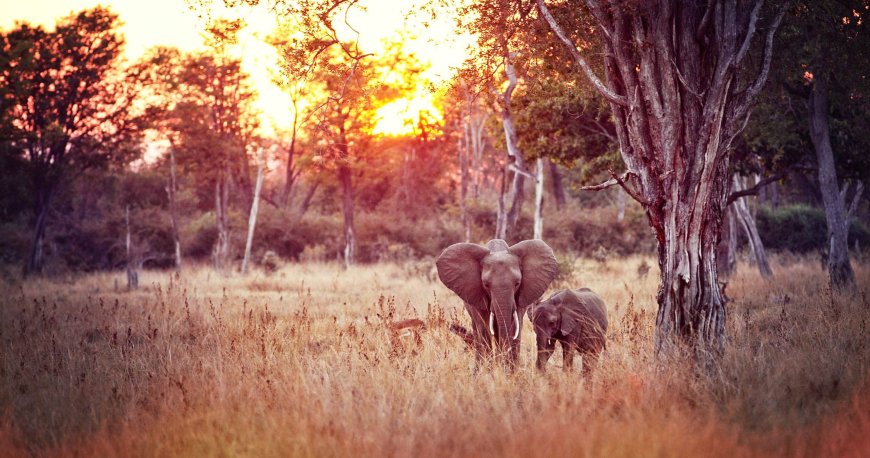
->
[581,170,649,205]
[735,0,763,66]
[743,5,786,102]
[536,0,627,106]
[726,169,789,205]
[846,181,864,221]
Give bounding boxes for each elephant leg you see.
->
[561,340,575,373]
[536,338,555,372]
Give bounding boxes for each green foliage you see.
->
[757,204,870,253]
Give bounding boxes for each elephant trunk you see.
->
[490,289,519,367]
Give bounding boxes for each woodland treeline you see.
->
[0,1,867,287]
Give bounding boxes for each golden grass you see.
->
[0,256,868,457]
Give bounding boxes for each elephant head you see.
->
[436,239,558,366]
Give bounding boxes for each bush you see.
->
[757,204,870,253]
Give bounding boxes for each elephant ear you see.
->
[436,243,490,308]
[509,240,559,308]
[560,308,581,336]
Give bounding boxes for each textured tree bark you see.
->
[732,176,773,279]
[808,73,856,291]
[548,160,567,210]
[242,148,265,274]
[538,0,785,356]
[534,158,545,239]
[338,163,356,268]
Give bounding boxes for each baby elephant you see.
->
[529,288,608,374]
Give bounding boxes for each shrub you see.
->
[757,204,870,253]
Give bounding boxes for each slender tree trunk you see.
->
[213,170,231,273]
[548,159,566,210]
[732,176,773,279]
[126,205,138,290]
[717,205,737,278]
[167,148,182,272]
[459,126,471,242]
[242,148,265,274]
[616,187,626,224]
[500,54,527,238]
[299,181,319,216]
[533,158,544,240]
[26,188,52,275]
[338,164,355,268]
[283,107,299,205]
[809,73,855,290]
[495,167,508,240]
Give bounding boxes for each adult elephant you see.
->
[436,239,559,369]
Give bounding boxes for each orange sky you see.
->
[0,0,473,137]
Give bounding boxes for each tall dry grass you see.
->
[0,256,868,457]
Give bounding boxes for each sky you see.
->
[0,0,474,137]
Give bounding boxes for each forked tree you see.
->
[532,0,785,355]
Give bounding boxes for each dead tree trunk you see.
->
[732,176,773,279]
[540,0,785,356]
[299,181,319,216]
[167,147,182,273]
[495,167,508,240]
[125,205,138,290]
[534,158,545,239]
[809,73,856,291]
[242,148,265,274]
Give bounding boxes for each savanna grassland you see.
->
[1,257,869,457]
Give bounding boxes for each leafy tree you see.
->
[744,0,869,290]
[0,7,143,274]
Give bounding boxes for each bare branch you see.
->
[744,6,786,102]
[726,169,789,205]
[581,170,650,206]
[735,0,763,65]
[536,0,627,106]
[847,181,864,221]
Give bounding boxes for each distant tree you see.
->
[744,0,869,291]
[0,7,142,275]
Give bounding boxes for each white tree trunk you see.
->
[533,158,544,240]
[242,148,265,274]
[732,176,773,279]
[167,147,182,273]
[125,205,138,290]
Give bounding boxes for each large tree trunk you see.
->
[242,148,265,274]
[495,167,508,240]
[338,163,356,268]
[809,73,855,290]
[167,148,182,272]
[732,175,773,279]
[538,0,785,356]
[533,158,545,239]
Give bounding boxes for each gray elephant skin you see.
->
[529,288,608,373]
[436,239,559,369]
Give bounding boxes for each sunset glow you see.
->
[372,92,442,137]
[0,0,471,139]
